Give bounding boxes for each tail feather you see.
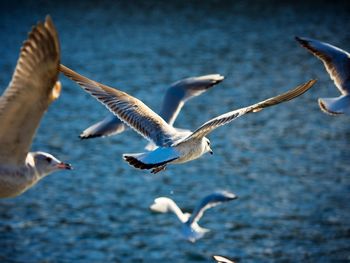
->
[123,148,180,171]
[318,95,350,115]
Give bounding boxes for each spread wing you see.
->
[180,79,316,142]
[79,74,223,139]
[160,74,224,125]
[0,16,60,165]
[79,115,126,139]
[187,191,237,226]
[59,64,177,147]
[296,36,350,94]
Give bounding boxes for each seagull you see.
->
[60,64,316,173]
[79,74,224,141]
[295,36,350,115]
[150,191,237,242]
[213,255,235,263]
[0,16,71,198]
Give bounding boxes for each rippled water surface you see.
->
[0,1,349,262]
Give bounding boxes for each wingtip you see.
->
[79,133,102,140]
[45,15,53,26]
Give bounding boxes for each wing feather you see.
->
[59,64,177,146]
[0,16,60,165]
[187,191,237,225]
[295,36,350,94]
[160,74,224,125]
[181,79,316,142]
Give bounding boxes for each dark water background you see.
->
[0,1,349,262]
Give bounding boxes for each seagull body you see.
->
[80,74,224,140]
[150,191,237,242]
[60,64,316,173]
[0,17,71,198]
[296,36,350,115]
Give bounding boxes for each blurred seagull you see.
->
[213,255,235,263]
[0,16,71,198]
[150,191,237,242]
[296,36,350,115]
[60,64,316,173]
[80,74,224,142]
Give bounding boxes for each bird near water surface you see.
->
[150,191,237,242]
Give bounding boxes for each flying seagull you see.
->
[79,74,224,141]
[0,16,71,198]
[150,191,237,242]
[296,36,350,115]
[213,255,235,263]
[60,64,316,173]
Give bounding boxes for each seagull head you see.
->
[203,137,213,155]
[27,152,72,177]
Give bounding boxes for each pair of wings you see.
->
[60,64,316,148]
[0,16,60,166]
[295,36,350,94]
[150,191,237,226]
[79,74,224,139]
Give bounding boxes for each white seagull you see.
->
[60,64,316,173]
[0,16,71,198]
[296,36,350,115]
[213,255,235,263]
[150,191,237,242]
[79,74,224,140]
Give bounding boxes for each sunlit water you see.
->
[0,1,349,262]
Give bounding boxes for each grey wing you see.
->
[78,74,223,139]
[296,36,350,94]
[60,64,177,147]
[79,115,127,139]
[160,74,224,125]
[0,16,60,165]
[180,79,316,142]
[187,191,237,226]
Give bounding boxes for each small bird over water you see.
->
[150,191,238,242]
[0,16,71,198]
[60,64,315,173]
[296,36,350,115]
[79,74,224,141]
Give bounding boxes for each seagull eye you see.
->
[45,157,51,163]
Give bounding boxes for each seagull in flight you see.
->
[296,36,350,115]
[0,16,71,198]
[150,191,237,242]
[60,64,315,173]
[79,74,224,141]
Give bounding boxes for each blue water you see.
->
[0,1,349,262]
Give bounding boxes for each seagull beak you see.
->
[56,162,72,170]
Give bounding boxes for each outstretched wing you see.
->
[60,64,177,147]
[0,16,60,165]
[296,36,350,94]
[180,80,316,143]
[187,191,237,226]
[160,74,224,125]
[79,74,223,139]
[79,115,126,139]
[150,197,189,223]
